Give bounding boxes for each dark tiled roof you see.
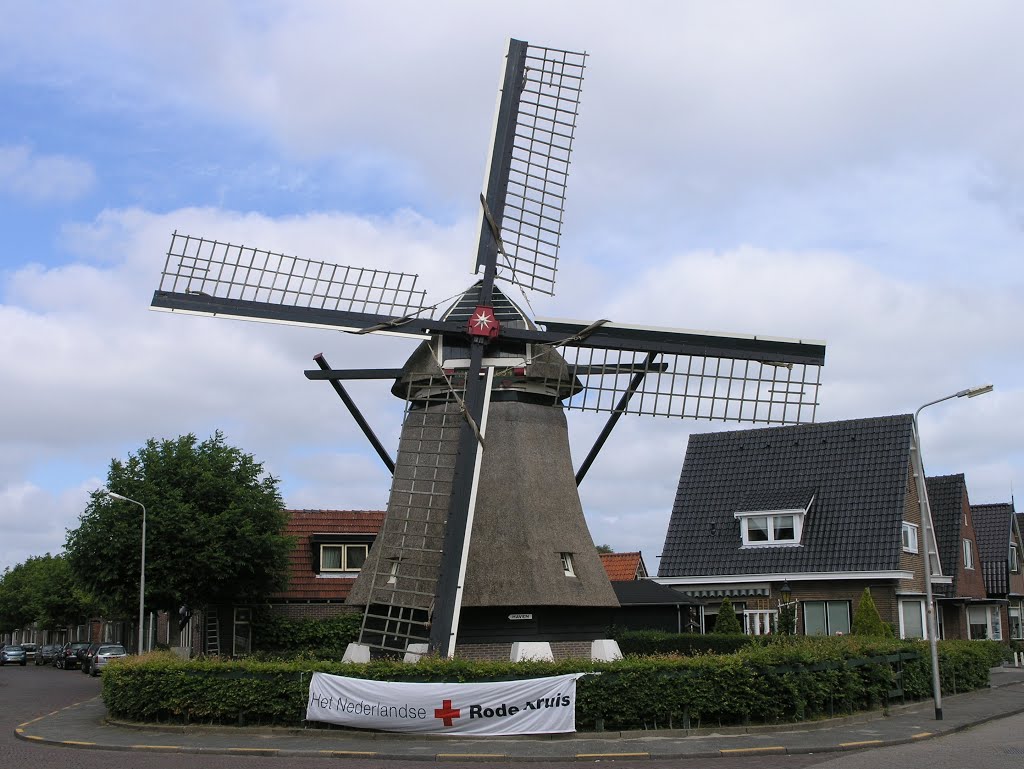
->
[600,552,647,581]
[659,415,914,577]
[611,580,692,606]
[972,502,1014,596]
[926,474,967,593]
[270,510,384,602]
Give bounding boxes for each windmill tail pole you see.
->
[576,352,659,486]
[313,353,396,475]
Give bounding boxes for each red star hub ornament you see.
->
[467,305,500,338]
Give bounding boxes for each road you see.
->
[2,662,1020,768]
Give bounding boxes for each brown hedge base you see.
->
[101,636,1006,731]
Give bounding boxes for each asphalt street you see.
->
[4,661,1024,768]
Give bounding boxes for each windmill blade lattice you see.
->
[476,41,587,296]
[552,347,820,425]
[157,232,429,320]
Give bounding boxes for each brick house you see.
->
[187,509,384,656]
[655,415,979,639]
[971,502,1024,641]
[598,551,694,633]
[926,474,995,639]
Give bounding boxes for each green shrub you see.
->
[713,597,742,634]
[617,630,752,656]
[851,588,893,637]
[250,612,361,658]
[101,636,995,730]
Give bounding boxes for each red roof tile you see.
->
[270,510,385,602]
[600,552,647,581]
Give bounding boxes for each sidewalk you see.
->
[15,667,1024,761]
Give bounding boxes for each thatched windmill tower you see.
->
[151,39,826,660]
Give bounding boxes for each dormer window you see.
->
[734,491,813,548]
[321,543,367,572]
[310,533,374,574]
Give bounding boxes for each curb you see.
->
[14,681,1024,761]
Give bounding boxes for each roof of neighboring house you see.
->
[611,579,691,606]
[972,502,1015,596]
[659,415,915,578]
[600,552,648,581]
[926,474,968,594]
[270,510,385,602]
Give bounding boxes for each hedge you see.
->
[617,630,752,656]
[101,636,1003,730]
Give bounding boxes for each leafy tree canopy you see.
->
[596,544,614,554]
[0,554,96,632]
[65,431,292,616]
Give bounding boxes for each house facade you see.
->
[179,509,385,657]
[655,415,981,640]
[971,502,1024,641]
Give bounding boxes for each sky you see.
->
[2,1,1022,578]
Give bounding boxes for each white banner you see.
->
[306,672,586,735]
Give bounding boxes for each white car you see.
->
[88,644,127,676]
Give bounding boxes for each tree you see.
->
[0,554,96,632]
[65,431,292,616]
[713,597,743,634]
[778,602,797,635]
[596,544,614,554]
[851,587,893,636]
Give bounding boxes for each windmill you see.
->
[151,39,826,659]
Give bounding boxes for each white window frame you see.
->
[1009,606,1023,640]
[1011,544,1020,574]
[320,543,368,573]
[967,605,1003,641]
[560,552,576,577]
[735,511,805,547]
[963,538,975,570]
[899,599,928,640]
[902,522,919,554]
[801,600,851,636]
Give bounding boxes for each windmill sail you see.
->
[475,40,587,296]
[152,233,430,336]
[152,37,830,661]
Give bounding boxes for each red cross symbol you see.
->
[434,699,461,727]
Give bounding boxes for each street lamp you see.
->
[102,490,147,655]
[911,383,993,720]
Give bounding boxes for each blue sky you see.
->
[2,1,1022,574]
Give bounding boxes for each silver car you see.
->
[89,644,127,676]
[1,644,28,666]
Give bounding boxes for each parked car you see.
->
[79,642,103,674]
[1,645,28,666]
[35,643,62,665]
[21,642,37,662]
[56,641,90,669]
[88,644,127,676]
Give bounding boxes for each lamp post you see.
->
[911,384,993,721]
[102,490,147,655]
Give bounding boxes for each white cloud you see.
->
[0,2,1022,577]
[0,145,95,203]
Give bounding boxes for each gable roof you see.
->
[659,415,914,578]
[600,552,648,581]
[971,502,1014,596]
[926,474,968,595]
[270,510,385,602]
